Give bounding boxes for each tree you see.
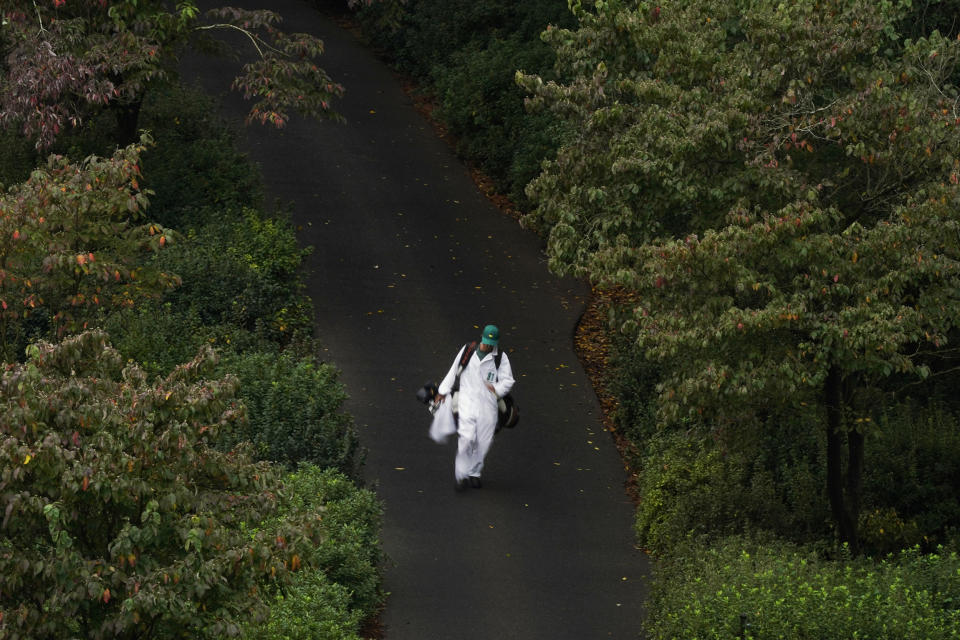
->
[0,134,177,360]
[519,0,960,551]
[0,330,323,639]
[0,1,344,148]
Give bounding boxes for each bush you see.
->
[632,410,833,554]
[616,308,832,552]
[246,571,364,640]
[279,466,383,616]
[354,0,575,204]
[221,350,363,478]
[432,35,566,204]
[634,431,778,554]
[243,466,383,640]
[645,536,960,639]
[138,86,264,230]
[608,334,661,445]
[223,209,315,344]
[359,0,544,78]
[104,303,210,378]
[107,204,316,378]
[0,332,324,639]
[616,317,960,555]
[862,402,960,552]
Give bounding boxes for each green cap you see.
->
[481,324,499,346]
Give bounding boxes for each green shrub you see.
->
[632,410,833,554]
[139,86,264,229]
[107,206,315,376]
[360,0,558,78]
[433,35,566,204]
[104,303,209,378]
[221,351,363,478]
[245,571,364,640]
[862,402,960,551]
[69,85,298,373]
[645,536,960,639]
[225,209,315,343]
[634,431,774,554]
[242,465,383,640]
[280,466,383,616]
[608,334,661,445]
[245,464,384,640]
[616,305,831,551]
[619,335,960,555]
[859,507,924,557]
[147,207,314,351]
[354,0,575,203]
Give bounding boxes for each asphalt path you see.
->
[183,1,649,637]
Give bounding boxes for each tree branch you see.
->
[893,364,960,396]
[920,59,960,120]
[31,0,46,34]
[193,23,278,59]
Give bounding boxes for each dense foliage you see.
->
[0,0,343,148]
[241,466,383,640]
[1,64,378,640]
[223,350,362,475]
[354,0,575,203]
[646,536,960,639]
[0,331,323,639]
[520,0,960,554]
[90,86,365,479]
[0,136,177,360]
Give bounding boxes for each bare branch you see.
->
[194,23,278,59]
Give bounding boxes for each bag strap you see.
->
[453,341,506,388]
[452,341,476,393]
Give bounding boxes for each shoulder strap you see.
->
[452,341,476,392]
[461,341,476,367]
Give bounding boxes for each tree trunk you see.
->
[846,427,865,548]
[824,364,860,553]
[113,98,143,147]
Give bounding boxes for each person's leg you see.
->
[468,413,498,484]
[454,416,479,489]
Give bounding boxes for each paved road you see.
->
[184,1,649,637]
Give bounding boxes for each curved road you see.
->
[184,1,649,637]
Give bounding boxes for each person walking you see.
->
[436,324,515,491]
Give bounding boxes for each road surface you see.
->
[183,2,649,637]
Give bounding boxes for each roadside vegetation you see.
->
[353,0,960,637]
[0,1,381,636]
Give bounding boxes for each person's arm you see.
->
[436,345,466,401]
[492,351,515,397]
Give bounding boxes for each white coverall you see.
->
[437,344,515,482]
